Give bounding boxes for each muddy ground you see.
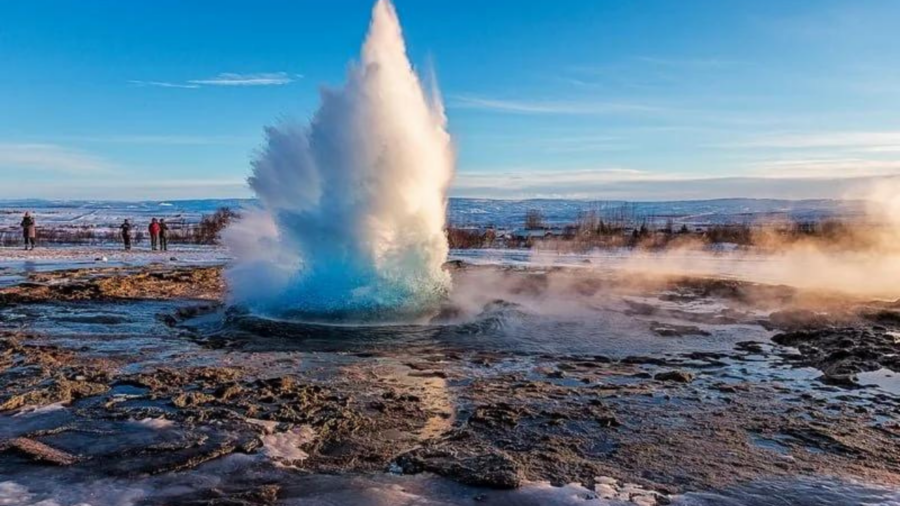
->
[1,263,899,504]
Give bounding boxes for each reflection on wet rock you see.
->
[0,263,899,504]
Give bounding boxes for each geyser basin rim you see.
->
[246,315,438,329]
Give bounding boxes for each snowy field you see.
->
[0,244,229,266]
[0,245,229,287]
[0,197,866,232]
[0,245,752,277]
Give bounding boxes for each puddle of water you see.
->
[858,368,900,396]
[3,266,898,505]
[0,274,25,288]
[221,308,771,359]
[675,476,900,505]
[1,463,897,506]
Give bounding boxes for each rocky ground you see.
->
[1,263,899,505]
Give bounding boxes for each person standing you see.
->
[149,218,161,251]
[120,219,133,251]
[21,212,36,250]
[159,219,169,251]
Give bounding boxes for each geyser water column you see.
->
[225,0,454,319]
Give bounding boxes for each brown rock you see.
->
[654,370,695,383]
[172,391,216,408]
[1,437,78,465]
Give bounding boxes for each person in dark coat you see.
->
[149,218,160,251]
[159,219,169,251]
[120,219,133,251]
[21,212,36,250]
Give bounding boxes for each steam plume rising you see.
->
[225,0,454,318]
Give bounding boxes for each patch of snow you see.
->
[259,425,316,467]
[12,402,67,417]
[132,417,175,430]
[0,481,34,505]
[0,245,229,275]
[591,476,670,505]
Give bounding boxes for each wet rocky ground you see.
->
[1,263,899,505]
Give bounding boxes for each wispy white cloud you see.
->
[453,168,694,198]
[457,168,662,188]
[862,146,900,154]
[723,131,900,151]
[719,131,900,179]
[130,72,298,89]
[561,55,749,93]
[449,94,786,127]
[188,72,296,86]
[451,168,900,200]
[635,56,749,69]
[128,80,201,89]
[0,178,251,200]
[0,143,115,174]
[536,136,634,154]
[54,134,255,146]
[450,95,666,115]
[750,157,900,179]
[471,133,633,154]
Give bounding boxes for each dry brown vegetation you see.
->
[447,209,896,254]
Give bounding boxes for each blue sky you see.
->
[1,0,899,200]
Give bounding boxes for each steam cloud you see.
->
[521,179,900,300]
[225,0,454,318]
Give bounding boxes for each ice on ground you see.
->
[0,245,228,265]
[0,479,143,506]
[2,454,898,506]
[12,402,68,417]
[858,368,900,396]
[0,481,34,506]
[0,245,229,284]
[592,476,669,504]
[259,425,316,466]
[131,417,175,430]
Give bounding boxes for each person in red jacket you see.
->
[149,218,161,251]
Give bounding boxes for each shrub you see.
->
[524,209,545,230]
[192,207,239,245]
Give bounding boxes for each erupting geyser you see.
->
[225,0,454,319]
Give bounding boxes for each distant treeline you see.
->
[0,204,884,253]
[447,207,884,252]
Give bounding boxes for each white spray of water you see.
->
[225,0,454,318]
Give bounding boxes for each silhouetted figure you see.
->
[149,218,160,251]
[120,219,133,251]
[159,219,169,251]
[21,212,36,250]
